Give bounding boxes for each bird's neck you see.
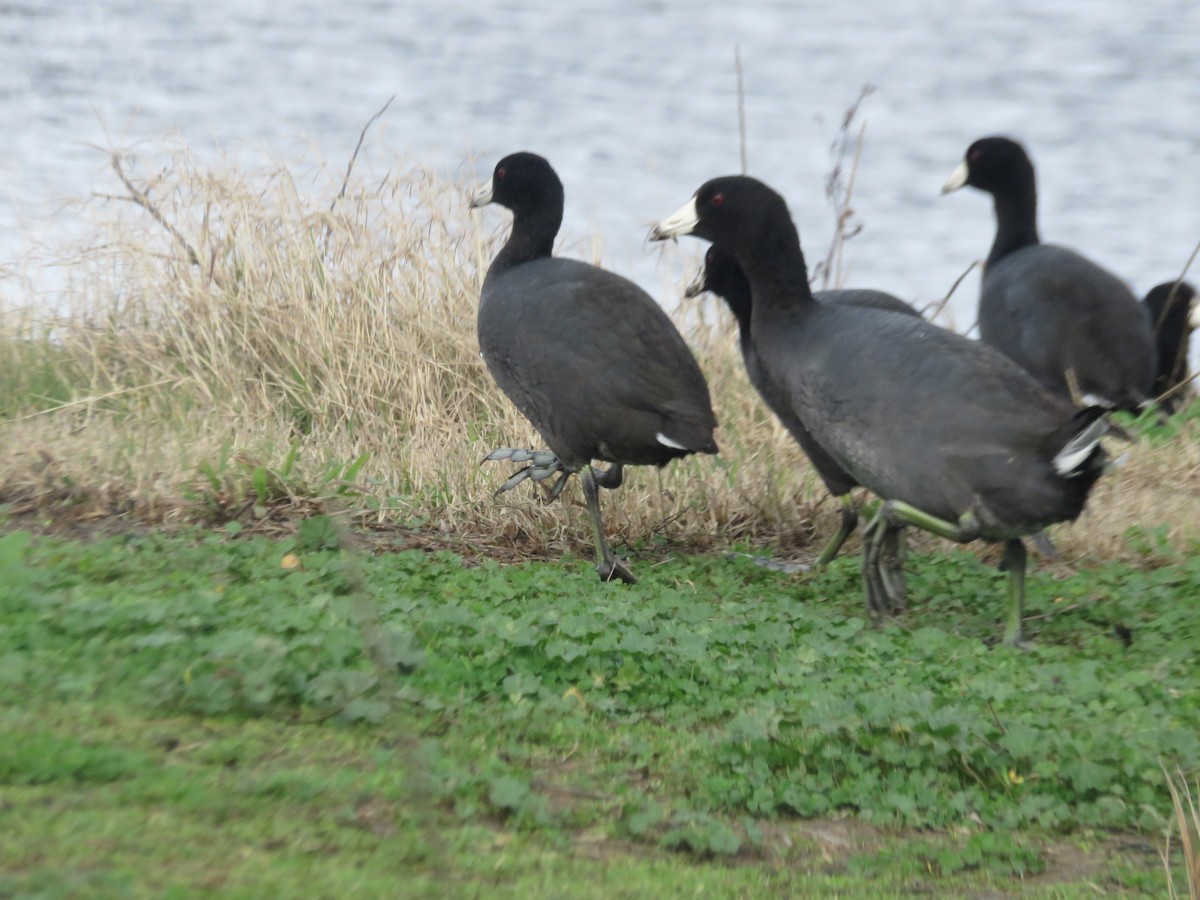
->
[737,221,817,316]
[719,289,753,339]
[492,206,560,271]
[987,174,1040,264]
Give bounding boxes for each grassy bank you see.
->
[1,140,1199,895]
[1,524,1198,896]
[0,141,810,559]
[1,140,1198,565]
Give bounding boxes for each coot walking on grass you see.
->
[942,136,1156,412]
[652,175,1111,645]
[685,245,919,571]
[471,152,718,583]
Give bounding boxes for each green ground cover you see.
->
[1,522,1196,896]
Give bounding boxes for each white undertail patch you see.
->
[1079,393,1114,409]
[1053,417,1108,476]
[656,432,688,450]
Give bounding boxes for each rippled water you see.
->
[2,0,1198,326]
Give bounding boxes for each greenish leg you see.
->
[881,500,1028,645]
[880,500,981,542]
[579,465,636,585]
[815,494,858,568]
[859,506,891,617]
[1002,539,1027,647]
[859,505,908,617]
[876,501,976,617]
[878,523,907,612]
[861,499,978,620]
[543,471,573,503]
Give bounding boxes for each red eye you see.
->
[967,149,981,164]
[496,166,507,179]
[710,193,724,206]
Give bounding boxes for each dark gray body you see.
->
[479,256,718,471]
[697,245,924,498]
[817,288,918,316]
[740,289,921,497]
[656,172,1108,642]
[981,244,1156,407]
[750,299,1099,539]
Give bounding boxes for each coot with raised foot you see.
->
[1142,280,1198,412]
[652,176,1111,646]
[471,152,718,584]
[685,245,919,575]
[943,136,1156,412]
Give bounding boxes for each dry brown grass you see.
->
[0,138,1197,565]
[1164,766,1200,900]
[0,141,823,557]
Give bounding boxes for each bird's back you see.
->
[981,244,1155,408]
[480,257,717,468]
[754,302,1101,535]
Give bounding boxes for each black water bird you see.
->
[943,136,1156,411]
[1142,280,1198,412]
[685,245,919,572]
[652,175,1111,645]
[471,152,718,583]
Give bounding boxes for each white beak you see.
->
[469,178,494,208]
[649,197,699,241]
[941,161,969,194]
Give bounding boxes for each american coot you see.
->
[1142,280,1198,412]
[685,245,920,575]
[651,175,1111,646]
[470,152,718,584]
[943,136,1156,412]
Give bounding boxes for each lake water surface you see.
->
[2,0,1198,328]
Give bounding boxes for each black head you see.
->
[1144,280,1198,396]
[471,152,564,219]
[1145,280,1197,325]
[944,136,1035,195]
[652,175,794,250]
[684,245,752,334]
[687,245,750,303]
[1145,280,1198,347]
[653,175,810,300]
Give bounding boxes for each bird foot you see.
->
[596,554,637,585]
[481,447,560,467]
[877,526,907,612]
[861,509,907,617]
[482,448,565,496]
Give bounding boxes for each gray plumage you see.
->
[944,136,1156,410]
[688,246,919,567]
[652,175,1110,644]
[472,152,717,583]
[480,256,717,469]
